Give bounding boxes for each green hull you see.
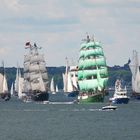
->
[78,93,104,103]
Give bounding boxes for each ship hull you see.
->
[0,93,11,101]
[67,90,79,97]
[31,92,49,101]
[78,93,104,103]
[131,92,140,100]
[111,98,129,104]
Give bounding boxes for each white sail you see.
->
[67,72,73,92]
[2,75,8,93]
[14,68,18,92]
[50,77,55,94]
[18,77,23,98]
[129,50,139,79]
[15,67,24,95]
[62,73,67,92]
[10,83,14,96]
[39,73,46,92]
[63,63,79,93]
[69,66,78,90]
[134,68,140,92]
[129,50,140,93]
[56,85,59,92]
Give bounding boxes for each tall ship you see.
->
[129,50,140,99]
[23,42,49,101]
[77,35,108,103]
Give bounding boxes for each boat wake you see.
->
[48,101,74,104]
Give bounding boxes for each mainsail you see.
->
[14,66,24,97]
[77,35,108,102]
[23,42,49,100]
[0,63,11,101]
[129,50,140,93]
[0,73,8,93]
[50,77,56,94]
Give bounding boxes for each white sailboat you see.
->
[129,50,140,99]
[0,63,10,101]
[14,66,25,99]
[62,58,79,97]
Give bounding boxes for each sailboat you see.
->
[129,50,140,99]
[14,66,26,99]
[63,58,79,97]
[77,35,108,103]
[23,42,49,101]
[50,77,56,94]
[0,63,11,101]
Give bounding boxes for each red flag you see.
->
[25,42,31,49]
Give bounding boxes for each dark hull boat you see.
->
[31,92,49,101]
[131,92,140,100]
[0,93,11,101]
[67,90,79,97]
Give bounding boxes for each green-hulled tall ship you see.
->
[77,35,108,103]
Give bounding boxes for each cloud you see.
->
[0,0,140,67]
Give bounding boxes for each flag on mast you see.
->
[25,42,31,49]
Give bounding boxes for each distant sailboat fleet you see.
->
[1,35,140,104]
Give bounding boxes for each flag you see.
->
[25,42,31,49]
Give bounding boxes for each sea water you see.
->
[0,95,140,140]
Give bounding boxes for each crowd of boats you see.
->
[0,35,140,107]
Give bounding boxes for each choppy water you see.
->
[0,95,140,140]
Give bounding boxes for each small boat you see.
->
[109,79,129,104]
[102,105,117,111]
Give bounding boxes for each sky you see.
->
[0,0,140,67]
